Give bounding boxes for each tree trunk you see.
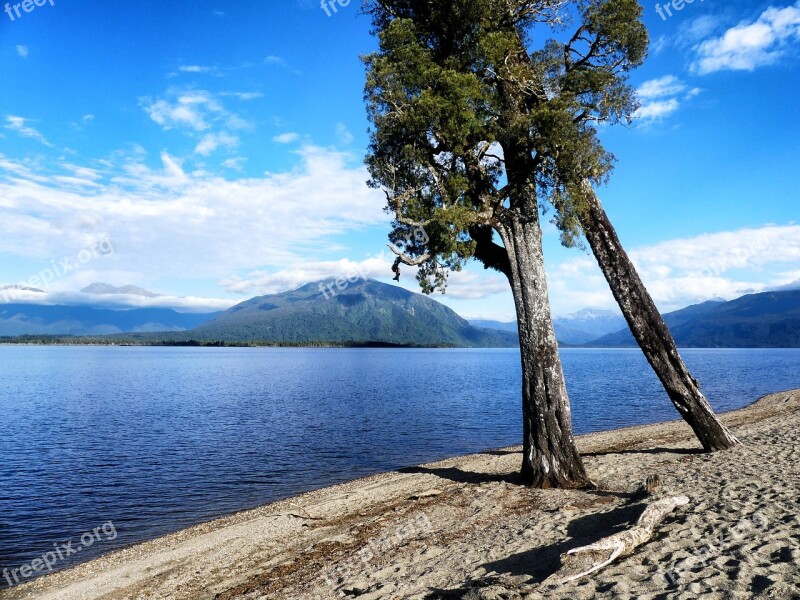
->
[579,185,739,451]
[498,213,590,488]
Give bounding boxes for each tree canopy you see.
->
[364,0,648,291]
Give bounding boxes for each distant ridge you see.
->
[468,320,518,333]
[0,304,219,337]
[81,283,161,298]
[4,282,798,348]
[471,309,626,345]
[589,291,800,348]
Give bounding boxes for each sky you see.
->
[1,0,799,320]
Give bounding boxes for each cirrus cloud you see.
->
[4,116,53,147]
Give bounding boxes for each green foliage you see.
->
[364,0,648,290]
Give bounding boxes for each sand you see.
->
[3,390,799,600]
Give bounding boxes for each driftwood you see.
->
[551,495,690,584]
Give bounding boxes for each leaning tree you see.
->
[577,185,739,450]
[364,0,735,487]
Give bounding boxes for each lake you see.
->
[1,346,798,586]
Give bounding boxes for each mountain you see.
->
[0,304,219,337]
[471,309,626,345]
[588,299,729,346]
[552,309,627,345]
[186,279,518,347]
[469,319,518,333]
[81,283,161,298]
[670,291,800,347]
[589,291,800,347]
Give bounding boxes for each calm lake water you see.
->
[1,346,798,585]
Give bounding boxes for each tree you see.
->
[364,0,652,487]
[364,0,741,468]
[578,184,739,450]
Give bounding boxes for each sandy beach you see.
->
[3,390,799,600]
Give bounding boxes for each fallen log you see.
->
[552,495,690,584]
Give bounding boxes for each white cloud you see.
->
[548,256,616,314]
[676,15,723,47]
[222,91,263,101]
[16,45,28,58]
[550,224,800,313]
[0,287,235,312]
[634,76,699,123]
[178,65,221,75]
[631,225,800,278]
[638,75,687,99]
[4,116,53,147]
[651,35,668,54]
[63,164,102,181]
[273,132,299,144]
[220,256,395,296]
[0,146,387,289]
[692,2,800,74]
[222,157,246,172]
[195,131,239,156]
[141,89,248,156]
[442,269,510,300]
[634,98,680,121]
[141,89,227,131]
[264,55,287,67]
[774,271,800,289]
[336,123,354,145]
[70,114,95,131]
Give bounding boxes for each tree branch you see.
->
[388,244,431,282]
[470,225,511,279]
[387,243,431,266]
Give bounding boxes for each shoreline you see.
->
[4,342,800,349]
[2,389,799,599]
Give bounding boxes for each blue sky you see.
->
[1,0,799,320]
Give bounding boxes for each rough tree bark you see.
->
[579,184,739,451]
[498,212,590,488]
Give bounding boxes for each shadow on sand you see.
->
[582,446,702,458]
[424,492,675,598]
[398,465,522,486]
